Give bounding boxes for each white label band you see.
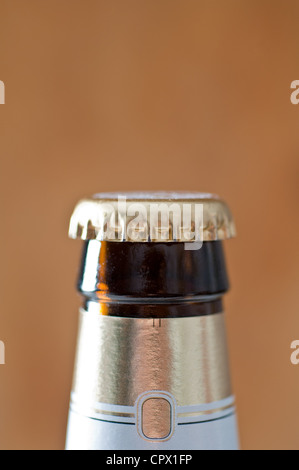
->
[66,394,239,450]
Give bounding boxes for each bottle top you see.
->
[69,191,236,243]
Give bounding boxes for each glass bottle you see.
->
[65,192,239,450]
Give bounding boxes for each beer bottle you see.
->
[65,192,239,450]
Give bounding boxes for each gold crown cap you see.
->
[69,192,236,242]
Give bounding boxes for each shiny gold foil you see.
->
[71,309,232,408]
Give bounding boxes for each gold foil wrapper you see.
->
[71,310,232,409]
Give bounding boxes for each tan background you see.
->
[0,0,299,450]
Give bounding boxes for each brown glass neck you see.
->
[77,240,229,318]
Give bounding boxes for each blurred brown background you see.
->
[0,0,299,450]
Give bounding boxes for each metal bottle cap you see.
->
[68,192,236,243]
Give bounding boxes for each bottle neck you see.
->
[77,240,229,317]
[78,240,228,317]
